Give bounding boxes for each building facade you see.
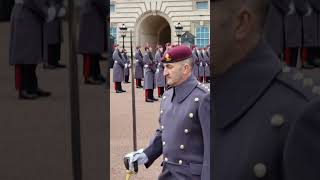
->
[110,0,210,51]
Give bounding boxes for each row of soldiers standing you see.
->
[112,43,210,103]
[9,0,107,100]
[9,0,67,100]
[265,0,320,68]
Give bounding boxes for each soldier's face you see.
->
[163,63,185,86]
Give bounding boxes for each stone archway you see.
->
[136,12,172,49]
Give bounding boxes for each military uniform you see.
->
[134,47,144,88]
[214,40,320,180]
[284,0,307,67]
[43,0,65,68]
[265,0,288,57]
[155,49,165,97]
[309,0,320,48]
[78,0,107,84]
[203,49,210,83]
[112,48,125,93]
[143,47,157,102]
[192,47,200,80]
[143,46,210,180]
[198,49,205,83]
[122,50,130,83]
[9,0,53,99]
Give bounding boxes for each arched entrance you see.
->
[136,12,171,49]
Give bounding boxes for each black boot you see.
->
[19,90,38,100]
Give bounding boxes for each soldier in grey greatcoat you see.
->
[203,48,210,83]
[122,49,131,83]
[213,0,320,179]
[198,48,205,83]
[112,45,126,93]
[78,0,107,84]
[124,45,210,180]
[192,45,200,80]
[143,46,157,102]
[265,0,288,58]
[43,0,66,69]
[284,0,308,67]
[309,0,320,63]
[302,0,320,67]
[134,46,144,88]
[9,0,55,99]
[155,45,165,98]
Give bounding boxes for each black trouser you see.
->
[114,82,123,91]
[145,89,155,99]
[136,79,142,87]
[158,87,164,97]
[125,75,129,82]
[306,47,318,64]
[83,54,101,80]
[48,43,61,65]
[15,64,38,93]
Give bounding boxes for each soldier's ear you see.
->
[234,7,252,41]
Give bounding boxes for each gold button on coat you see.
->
[271,114,285,127]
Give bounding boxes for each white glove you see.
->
[46,6,56,22]
[124,149,148,171]
[156,68,159,73]
[287,1,295,15]
[125,63,128,68]
[128,64,131,68]
[57,7,66,18]
[205,63,208,67]
[114,61,118,64]
[200,62,203,66]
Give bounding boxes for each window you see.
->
[110,27,117,43]
[195,26,209,48]
[196,1,208,10]
[110,4,115,13]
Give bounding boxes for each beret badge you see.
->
[165,53,172,62]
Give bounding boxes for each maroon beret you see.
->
[161,45,192,63]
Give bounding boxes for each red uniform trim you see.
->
[284,48,291,65]
[83,54,91,80]
[15,65,22,91]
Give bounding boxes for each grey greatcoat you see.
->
[302,0,318,47]
[198,51,205,77]
[284,0,308,48]
[143,51,156,90]
[192,49,200,79]
[309,0,320,47]
[203,51,210,77]
[135,49,144,79]
[143,75,210,180]
[44,0,64,45]
[112,49,125,82]
[78,0,107,54]
[123,53,130,77]
[155,50,165,87]
[265,0,288,55]
[214,40,320,180]
[9,0,50,65]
